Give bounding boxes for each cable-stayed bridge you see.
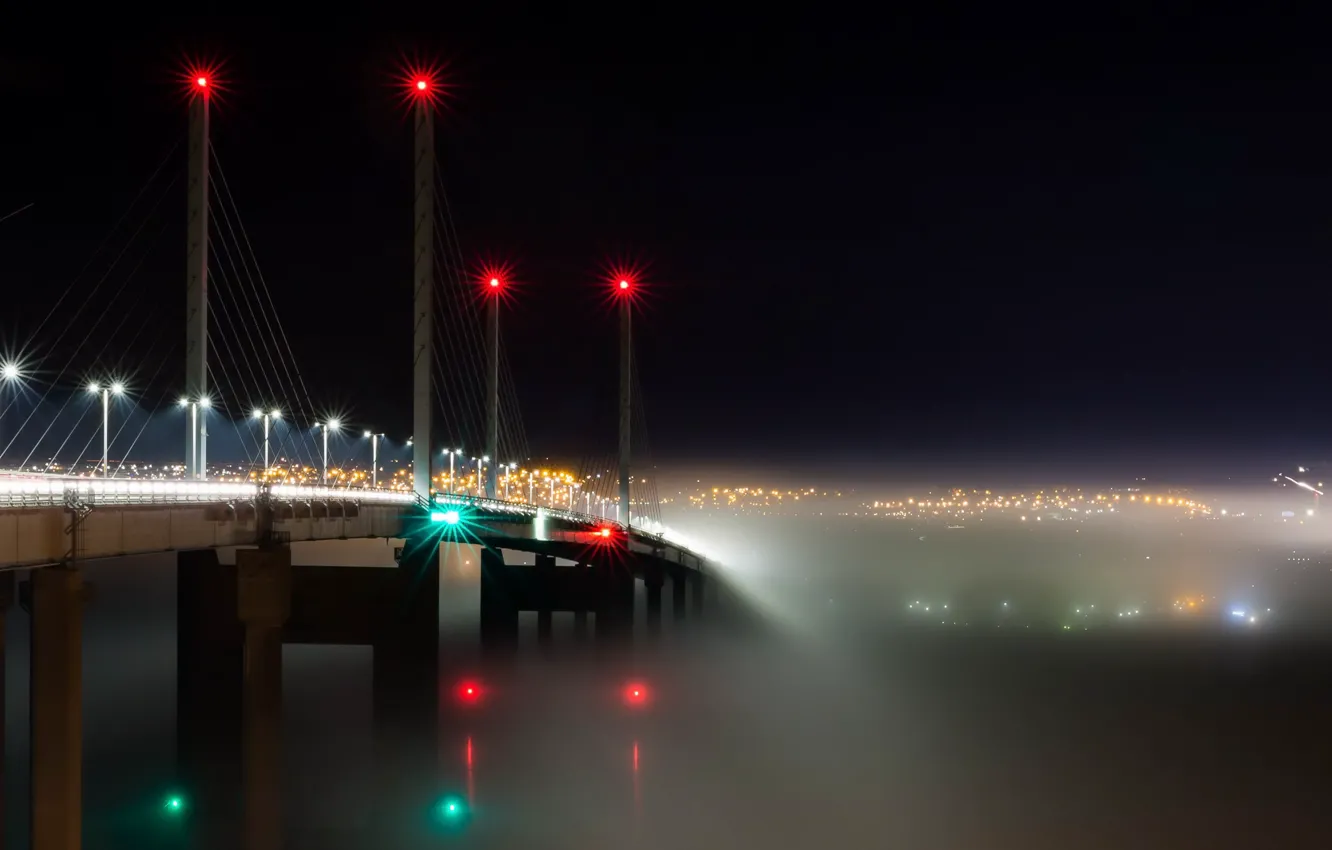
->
[0,65,725,849]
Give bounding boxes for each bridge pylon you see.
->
[410,79,436,501]
[185,73,212,479]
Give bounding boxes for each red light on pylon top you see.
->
[489,277,500,288]
[415,79,429,92]
[454,679,485,706]
[622,681,652,708]
[180,62,223,102]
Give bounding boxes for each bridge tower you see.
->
[185,72,212,479]
[410,76,436,500]
[484,270,503,498]
[617,277,634,527]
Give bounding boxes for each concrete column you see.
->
[691,572,705,617]
[177,549,242,850]
[236,548,292,850]
[644,564,666,639]
[0,571,13,844]
[573,562,590,640]
[595,564,634,646]
[535,554,554,649]
[645,580,663,637]
[31,567,84,850]
[373,535,439,844]
[479,548,517,651]
[671,574,687,622]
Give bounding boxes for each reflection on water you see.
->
[5,548,1332,848]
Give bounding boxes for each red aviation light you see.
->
[477,261,518,304]
[622,681,652,708]
[415,78,429,92]
[454,679,485,706]
[180,61,224,102]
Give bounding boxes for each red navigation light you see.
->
[599,527,612,538]
[398,63,448,109]
[476,261,517,302]
[180,61,223,101]
[622,681,651,708]
[619,280,630,290]
[454,679,485,705]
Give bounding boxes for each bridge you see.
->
[0,65,726,849]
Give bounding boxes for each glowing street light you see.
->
[1,362,20,381]
[320,419,341,485]
[177,395,211,479]
[252,408,281,475]
[364,430,384,488]
[88,381,124,478]
[443,448,463,495]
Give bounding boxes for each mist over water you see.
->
[5,480,1332,848]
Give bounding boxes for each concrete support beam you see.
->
[692,572,705,617]
[671,573,687,622]
[535,554,554,648]
[479,548,517,651]
[373,535,439,843]
[0,571,13,844]
[595,563,634,646]
[236,548,292,850]
[30,567,85,850]
[645,581,663,637]
[177,549,242,849]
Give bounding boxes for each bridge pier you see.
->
[0,571,12,844]
[30,566,85,850]
[178,549,243,849]
[595,563,634,646]
[692,572,705,617]
[372,535,440,846]
[671,571,687,621]
[479,548,518,652]
[535,554,554,650]
[643,565,664,639]
[237,548,292,850]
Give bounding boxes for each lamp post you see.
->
[177,395,211,479]
[252,409,281,476]
[320,419,341,486]
[364,431,384,488]
[444,448,462,495]
[89,381,124,478]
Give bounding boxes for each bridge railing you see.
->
[0,476,416,508]
[430,493,693,555]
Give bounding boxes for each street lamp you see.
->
[477,455,489,497]
[252,409,281,476]
[320,419,341,485]
[1,362,20,381]
[89,381,124,478]
[444,448,463,495]
[178,395,211,480]
[503,462,517,500]
[365,431,384,488]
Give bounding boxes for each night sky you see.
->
[2,9,1330,480]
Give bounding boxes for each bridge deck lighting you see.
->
[199,396,211,409]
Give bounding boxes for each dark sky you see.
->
[2,8,1331,480]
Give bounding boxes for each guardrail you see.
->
[0,476,416,507]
